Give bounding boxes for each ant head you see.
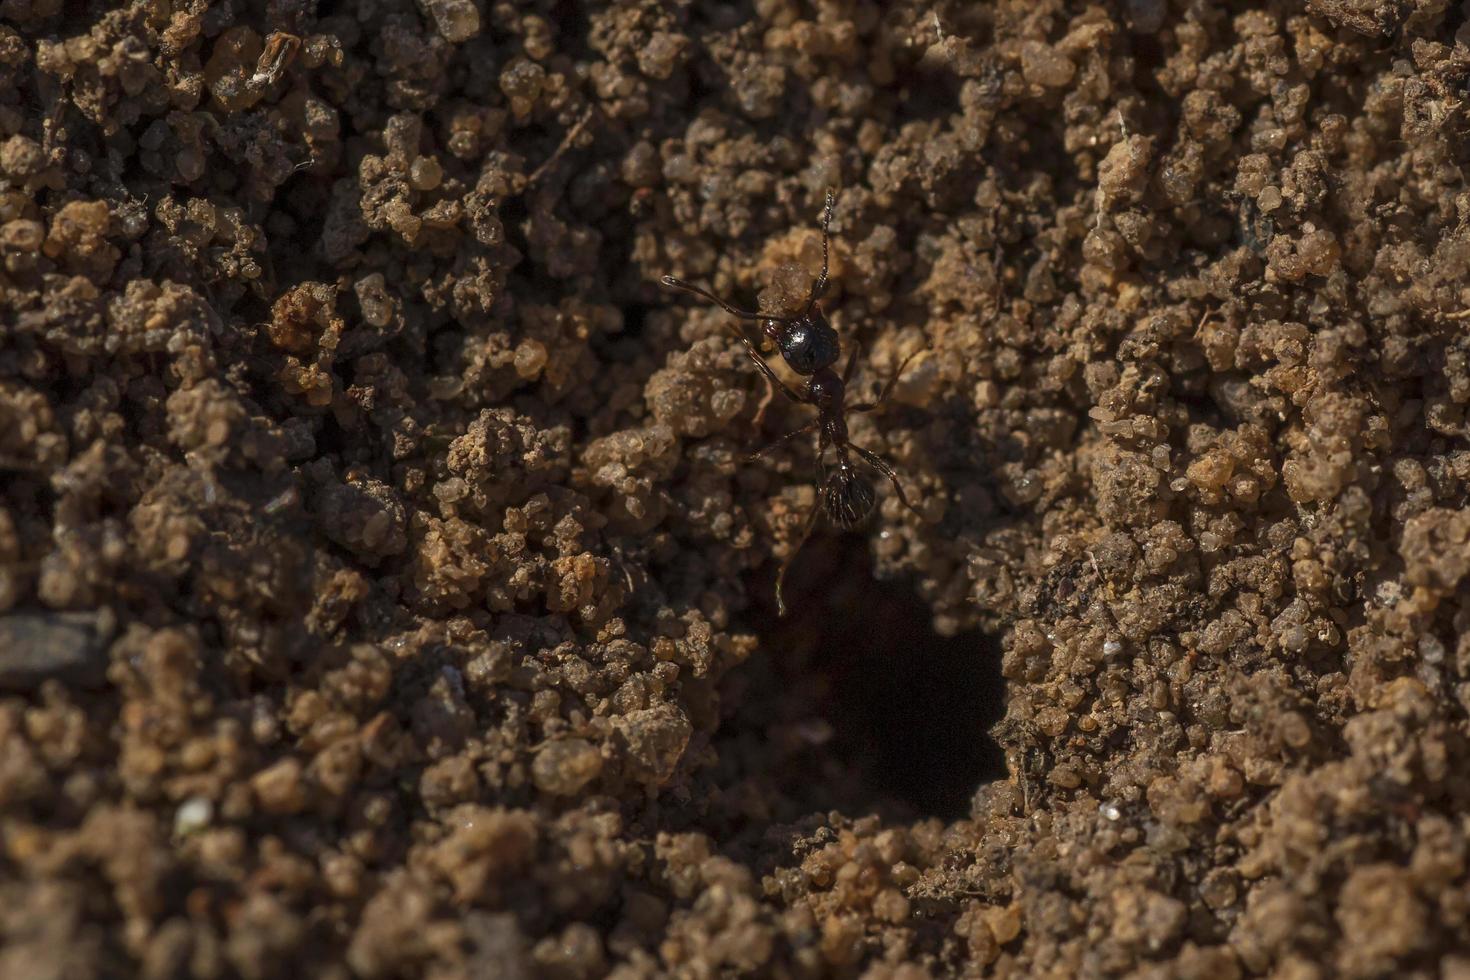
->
[775,309,841,375]
[823,463,876,528]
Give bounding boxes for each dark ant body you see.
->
[661,191,919,614]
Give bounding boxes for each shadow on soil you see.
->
[740,531,1007,821]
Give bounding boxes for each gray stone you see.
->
[0,610,112,690]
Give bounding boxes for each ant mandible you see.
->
[661,190,920,615]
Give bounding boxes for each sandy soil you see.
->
[3,0,1470,977]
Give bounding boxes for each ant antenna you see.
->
[660,276,793,324]
[804,188,836,313]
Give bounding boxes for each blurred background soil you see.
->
[3,0,1470,976]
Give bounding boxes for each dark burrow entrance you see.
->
[719,532,1006,823]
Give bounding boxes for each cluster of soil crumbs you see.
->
[8,0,1470,976]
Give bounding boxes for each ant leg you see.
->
[745,419,818,462]
[775,491,825,617]
[661,276,791,324]
[852,444,922,518]
[851,350,919,412]
[725,326,805,405]
[804,189,836,310]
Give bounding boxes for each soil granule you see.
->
[3,1,1470,977]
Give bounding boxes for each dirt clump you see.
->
[4,0,1470,976]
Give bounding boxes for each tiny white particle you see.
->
[174,797,213,836]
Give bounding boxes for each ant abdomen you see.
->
[824,468,876,528]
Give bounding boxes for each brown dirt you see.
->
[3,1,1470,977]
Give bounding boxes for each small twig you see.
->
[1192,307,1214,339]
[525,106,596,189]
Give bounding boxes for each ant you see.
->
[661,191,920,614]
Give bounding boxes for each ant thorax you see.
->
[805,369,844,409]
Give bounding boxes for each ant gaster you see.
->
[661,191,920,615]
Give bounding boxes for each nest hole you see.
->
[730,531,1006,822]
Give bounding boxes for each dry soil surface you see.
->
[3,1,1470,978]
